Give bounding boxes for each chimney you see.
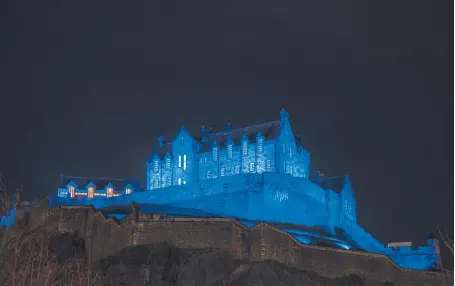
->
[157,136,165,147]
[201,125,212,142]
[225,122,231,133]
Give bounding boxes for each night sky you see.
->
[1,0,453,267]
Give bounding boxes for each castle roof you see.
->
[59,176,140,191]
[198,120,281,152]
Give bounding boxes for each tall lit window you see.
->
[221,168,225,177]
[213,148,218,161]
[88,187,94,199]
[207,171,212,179]
[283,161,287,172]
[250,162,255,172]
[289,166,293,175]
[258,139,263,153]
[167,177,171,185]
[125,188,132,195]
[289,148,293,158]
[178,155,182,168]
[228,145,233,159]
[178,178,182,185]
[154,160,159,172]
[183,154,187,170]
[242,142,248,156]
[166,158,171,169]
[154,180,159,189]
[235,165,240,174]
[266,160,271,171]
[68,186,75,198]
[107,187,113,198]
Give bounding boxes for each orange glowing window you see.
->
[107,187,113,198]
[88,187,94,199]
[125,188,132,195]
[68,186,75,198]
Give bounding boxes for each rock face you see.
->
[14,204,453,286]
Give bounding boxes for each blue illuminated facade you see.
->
[53,109,442,271]
[146,109,310,190]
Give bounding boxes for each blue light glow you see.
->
[50,110,440,271]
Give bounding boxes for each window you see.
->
[154,180,159,189]
[283,143,286,154]
[178,155,182,168]
[68,186,75,198]
[235,165,240,174]
[284,161,287,172]
[88,187,94,199]
[181,137,184,145]
[167,177,171,186]
[154,160,159,172]
[258,139,263,153]
[289,166,293,175]
[266,160,271,171]
[228,145,233,159]
[125,188,132,195]
[178,178,182,185]
[183,154,187,170]
[107,187,113,198]
[183,180,187,185]
[213,148,218,161]
[207,171,212,179]
[242,142,248,156]
[221,168,225,176]
[166,158,171,169]
[289,148,292,158]
[250,162,255,172]
[204,157,207,163]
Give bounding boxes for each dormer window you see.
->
[213,148,218,161]
[107,187,114,198]
[88,187,94,199]
[154,160,159,173]
[242,142,248,156]
[68,186,75,198]
[183,154,187,170]
[227,145,233,159]
[258,138,263,153]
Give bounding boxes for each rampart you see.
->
[25,204,453,286]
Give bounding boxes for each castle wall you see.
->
[44,206,452,285]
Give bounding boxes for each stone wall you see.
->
[32,205,452,286]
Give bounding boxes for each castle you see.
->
[52,110,443,272]
[146,109,310,189]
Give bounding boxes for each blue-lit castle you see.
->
[146,109,310,189]
[53,110,442,271]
